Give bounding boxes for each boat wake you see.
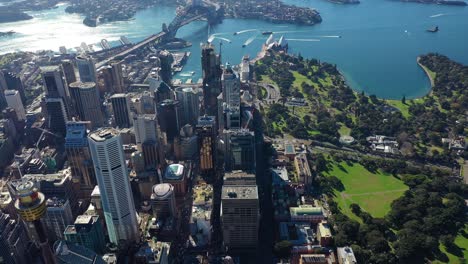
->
[287,38,321,42]
[243,34,258,46]
[430,13,446,18]
[235,29,258,35]
[207,35,216,42]
[216,37,232,43]
[318,35,341,38]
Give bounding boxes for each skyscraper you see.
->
[76,55,97,83]
[43,197,74,241]
[158,99,180,142]
[133,114,158,145]
[110,61,125,93]
[221,185,259,250]
[65,121,96,197]
[61,59,77,85]
[4,90,26,120]
[221,65,241,129]
[45,97,68,136]
[150,183,176,219]
[41,66,69,99]
[11,180,56,264]
[196,116,217,179]
[0,71,7,110]
[69,82,103,128]
[88,128,139,245]
[0,211,32,264]
[64,215,106,254]
[223,129,256,172]
[3,72,26,104]
[175,87,200,127]
[110,93,133,128]
[158,50,173,84]
[201,43,222,116]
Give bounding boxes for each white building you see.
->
[4,90,26,120]
[88,128,140,245]
[133,114,158,145]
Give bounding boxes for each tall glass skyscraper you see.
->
[88,128,139,245]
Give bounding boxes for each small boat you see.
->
[242,44,246,48]
[262,31,273,35]
[427,26,439,33]
[233,32,238,35]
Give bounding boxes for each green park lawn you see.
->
[386,100,410,118]
[324,161,408,219]
[435,225,468,264]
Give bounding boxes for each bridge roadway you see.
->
[95,12,206,69]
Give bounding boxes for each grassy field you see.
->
[324,161,408,218]
[386,100,411,118]
[435,225,468,264]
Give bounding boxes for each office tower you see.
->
[133,114,158,145]
[64,215,106,254]
[201,43,222,116]
[223,171,256,186]
[69,82,103,128]
[4,90,26,120]
[65,121,96,197]
[61,59,77,85]
[134,91,155,115]
[158,99,180,142]
[175,87,199,126]
[88,128,139,245]
[44,197,74,241]
[196,116,217,179]
[149,77,173,104]
[223,129,256,172]
[0,71,7,110]
[41,66,69,99]
[45,97,68,136]
[240,55,250,82]
[221,185,259,249]
[163,163,188,198]
[12,180,56,264]
[76,55,97,83]
[110,93,133,128]
[53,240,106,264]
[110,61,125,93]
[0,211,32,264]
[150,183,176,218]
[3,72,26,104]
[158,50,173,84]
[174,124,198,160]
[221,64,241,129]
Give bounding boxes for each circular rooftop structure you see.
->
[152,183,174,200]
[164,164,185,180]
[339,135,355,145]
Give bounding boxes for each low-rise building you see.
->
[279,222,314,245]
[290,205,325,223]
[317,222,332,246]
[337,246,357,264]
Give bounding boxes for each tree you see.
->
[402,95,406,105]
[350,203,362,216]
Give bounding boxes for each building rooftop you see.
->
[221,185,258,200]
[40,65,61,72]
[318,222,332,238]
[337,247,357,264]
[89,128,119,142]
[53,240,104,264]
[290,205,323,216]
[68,82,96,89]
[152,183,174,199]
[164,164,185,180]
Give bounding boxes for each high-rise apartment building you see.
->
[88,128,139,245]
[69,82,103,128]
[221,185,259,249]
[4,90,26,120]
[110,93,133,128]
[76,55,97,83]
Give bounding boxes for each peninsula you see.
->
[0,9,33,24]
[221,0,322,25]
[398,0,467,6]
[327,0,360,4]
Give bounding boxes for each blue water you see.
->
[0,1,467,99]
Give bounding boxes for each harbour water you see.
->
[0,0,467,99]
